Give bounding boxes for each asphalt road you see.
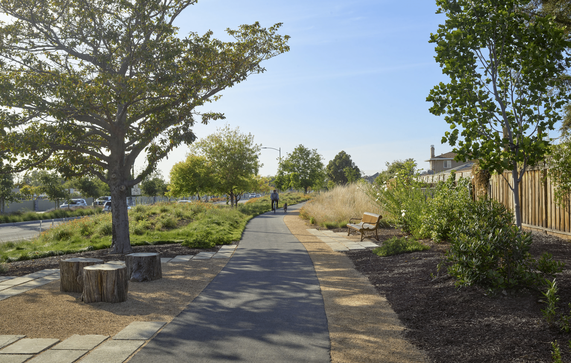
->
[0,219,69,243]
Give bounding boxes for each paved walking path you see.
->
[129,204,330,363]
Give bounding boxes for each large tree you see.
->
[326,151,360,185]
[427,0,570,227]
[0,170,16,214]
[168,154,214,200]
[140,172,168,197]
[275,145,325,194]
[191,125,260,207]
[37,172,69,209]
[0,0,289,253]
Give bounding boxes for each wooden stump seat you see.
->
[125,252,162,282]
[347,212,382,241]
[59,257,104,292]
[82,264,129,303]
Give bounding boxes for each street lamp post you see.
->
[261,146,281,161]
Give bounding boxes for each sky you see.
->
[143,0,455,180]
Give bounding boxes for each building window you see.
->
[444,160,451,169]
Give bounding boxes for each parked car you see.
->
[103,200,131,212]
[94,196,111,206]
[177,200,192,203]
[60,199,88,208]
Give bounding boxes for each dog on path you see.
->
[283,203,288,213]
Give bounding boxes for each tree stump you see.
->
[59,257,104,292]
[82,264,129,303]
[125,253,162,282]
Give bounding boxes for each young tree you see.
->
[192,125,260,207]
[0,171,17,214]
[427,0,570,227]
[69,177,109,200]
[168,154,214,200]
[37,172,69,209]
[19,184,36,201]
[275,145,325,194]
[374,158,417,186]
[326,151,361,185]
[0,1,289,253]
[141,172,168,197]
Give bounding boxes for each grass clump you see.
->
[300,183,382,228]
[373,236,429,257]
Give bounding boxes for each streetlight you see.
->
[261,146,281,161]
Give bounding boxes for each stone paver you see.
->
[27,349,87,363]
[53,335,108,350]
[0,336,25,350]
[0,276,14,282]
[23,269,59,280]
[307,229,379,252]
[192,252,215,260]
[0,355,33,363]
[169,255,193,263]
[0,338,59,354]
[0,277,33,287]
[160,257,172,264]
[113,322,166,341]
[79,340,144,363]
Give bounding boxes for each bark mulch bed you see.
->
[344,227,571,363]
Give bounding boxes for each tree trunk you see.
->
[82,264,129,303]
[125,253,162,282]
[512,168,522,228]
[60,257,104,292]
[110,176,132,254]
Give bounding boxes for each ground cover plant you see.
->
[0,193,310,262]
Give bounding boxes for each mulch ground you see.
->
[4,226,571,362]
[342,227,571,363]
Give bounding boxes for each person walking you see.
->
[270,189,279,212]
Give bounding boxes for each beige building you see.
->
[420,145,475,183]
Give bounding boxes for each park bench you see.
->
[347,212,382,241]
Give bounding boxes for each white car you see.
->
[94,196,111,206]
[60,199,88,208]
[103,201,131,212]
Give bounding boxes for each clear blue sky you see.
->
[141,0,457,179]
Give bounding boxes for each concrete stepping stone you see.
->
[0,276,15,283]
[160,258,172,264]
[0,277,33,287]
[53,335,108,350]
[192,252,215,260]
[27,349,87,363]
[79,340,144,363]
[0,336,25,350]
[0,285,12,292]
[0,338,59,354]
[360,242,379,248]
[219,245,237,251]
[306,229,322,235]
[212,251,233,259]
[113,321,166,340]
[169,255,193,263]
[0,355,33,363]
[22,269,59,280]
[106,261,126,266]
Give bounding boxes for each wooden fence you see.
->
[489,168,571,238]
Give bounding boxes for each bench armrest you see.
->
[349,217,362,222]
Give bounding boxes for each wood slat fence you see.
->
[489,168,571,238]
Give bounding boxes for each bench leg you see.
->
[360,231,365,242]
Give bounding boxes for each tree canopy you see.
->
[140,172,168,197]
[191,125,260,207]
[168,154,214,199]
[326,151,360,185]
[275,144,325,194]
[374,158,417,186]
[427,0,570,227]
[0,0,289,252]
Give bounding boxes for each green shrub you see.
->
[368,161,426,237]
[446,200,564,290]
[420,174,472,242]
[373,236,429,257]
[95,221,113,236]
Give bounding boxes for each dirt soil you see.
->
[2,217,571,362]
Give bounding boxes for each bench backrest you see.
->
[362,212,382,225]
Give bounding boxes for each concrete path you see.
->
[129,205,331,363]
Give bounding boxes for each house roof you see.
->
[425,151,456,162]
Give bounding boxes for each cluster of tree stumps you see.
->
[59,253,162,303]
